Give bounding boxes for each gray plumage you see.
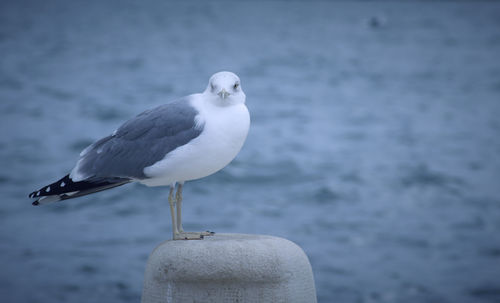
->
[73,98,203,180]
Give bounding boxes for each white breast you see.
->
[140,94,250,187]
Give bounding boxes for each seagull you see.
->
[28,71,250,240]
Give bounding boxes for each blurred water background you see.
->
[1,1,500,302]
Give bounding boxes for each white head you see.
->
[204,71,245,106]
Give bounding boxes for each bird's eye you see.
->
[210,83,216,91]
[233,83,239,90]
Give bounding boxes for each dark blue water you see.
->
[1,1,500,302]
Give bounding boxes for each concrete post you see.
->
[141,233,317,303]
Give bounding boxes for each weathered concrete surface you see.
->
[141,233,317,303]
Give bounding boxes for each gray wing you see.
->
[72,97,203,180]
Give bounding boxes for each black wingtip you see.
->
[32,201,40,206]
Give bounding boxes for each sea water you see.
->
[1,1,500,302]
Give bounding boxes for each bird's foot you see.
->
[200,230,215,237]
[173,231,215,240]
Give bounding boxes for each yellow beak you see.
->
[218,89,230,99]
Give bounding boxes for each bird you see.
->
[28,71,250,240]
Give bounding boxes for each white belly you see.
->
[140,97,250,187]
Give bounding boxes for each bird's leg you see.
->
[172,183,215,240]
[175,183,184,233]
[168,185,179,239]
[171,183,203,240]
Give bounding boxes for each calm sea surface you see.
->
[1,1,500,302]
